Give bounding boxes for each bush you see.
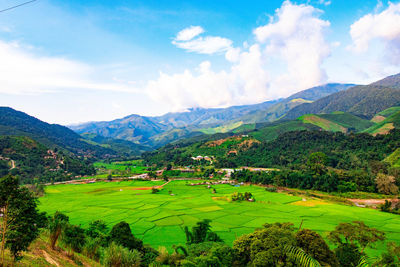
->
[83,237,102,261]
[103,242,141,267]
[151,187,159,194]
[265,187,277,192]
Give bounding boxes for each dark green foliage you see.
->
[233,222,297,266]
[0,175,45,262]
[374,242,400,267]
[328,220,385,267]
[86,220,108,247]
[0,107,115,158]
[184,219,222,245]
[61,224,86,253]
[296,229,339,267]
[109,221,143,251]
[48,211,69,249]
[182,242,235,267]
[334,243,363,267]
[0,136,95,184]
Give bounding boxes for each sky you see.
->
[0,0,400,125]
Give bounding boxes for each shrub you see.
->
[151,187,159,194]
[265,187,277,192]
[103,242,141,267]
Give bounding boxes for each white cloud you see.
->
[0,40,138,95]
[148,1,332,111]
[318,0,331,6]
[254,0,331,93]
[172,36,232,54]
[172,26,233,54]
[350,2,400,61]
[175,25,204,41]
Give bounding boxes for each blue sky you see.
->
[0,0,399,124]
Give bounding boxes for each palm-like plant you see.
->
[284,245,322,267]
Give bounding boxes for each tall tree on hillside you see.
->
[0,175,46,264]
[48,211,69,249]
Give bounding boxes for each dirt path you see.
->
[10,160,15,169]
[42,250,59,267]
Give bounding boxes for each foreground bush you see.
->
[103,242,141,267]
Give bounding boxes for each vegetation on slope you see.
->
[284,73,400,120]
[0,107,115,158]
[0,136,95,184]
[363,110,400,135]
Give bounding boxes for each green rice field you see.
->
[38,180,400,256]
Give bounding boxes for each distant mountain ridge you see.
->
[284,73,400,120]
[70,83,354,147]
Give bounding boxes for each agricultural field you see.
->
[38,180,400,257]
[93,160,148,175]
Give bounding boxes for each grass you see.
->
[38,180,400,257]
[93,160,148,174]
[364,112,400,135]
[299,114,347,133]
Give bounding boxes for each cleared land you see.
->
[39,180,400,256]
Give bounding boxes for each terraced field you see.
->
[39,180,400,256]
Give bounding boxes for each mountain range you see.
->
[1,73,400,159]
[70,83,355,148]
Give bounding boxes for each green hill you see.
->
[364,110,400,135]
[298,112,375,133]
[0,136,95,184]
[248,120,321,142]
[0,107,115,158]
[285,73,400,120]
[384,148,400,168]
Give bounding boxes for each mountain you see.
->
[71,83,353,148]
[0,135,95,184]
[0,107,116,158]
[284,73,400,120]
[217,83,355,131]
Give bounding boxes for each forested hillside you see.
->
[0,107,115,158]
[284,73,400,120]
[0,136,95,184]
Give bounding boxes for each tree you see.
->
[374,242,400,267]
[0,175,45,263]
[184,219,222,245]
[233,222,297,266]
[182,242,235,267]
[328,221,385,266]
[375,173,399,195]
[307,152,328,175]
[86,220,108,247]
[109,221,143,251]
[296,229,339,267]
[48,211,69,249]
[61,224,86,254]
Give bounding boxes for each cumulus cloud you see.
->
[0,40,138,95]
[172,26,233,54]
[350,2,400,62]
[148,1,332,111]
